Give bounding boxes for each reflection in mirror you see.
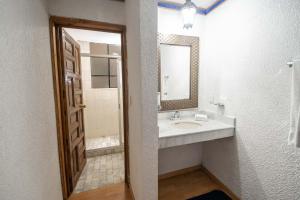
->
[160,44,191,101]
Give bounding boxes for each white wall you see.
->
[158,7,205,36]
[0,0,62,200]
[158,143,202,175]
[79,41,119,139]
[200,0,300,199]
[126,0,158,199]
[158,8,205,174]
[48,0,125,25]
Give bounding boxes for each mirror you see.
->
[160,44,191,100]
[158,33,199,111]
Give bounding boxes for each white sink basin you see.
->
[171,120,202,129]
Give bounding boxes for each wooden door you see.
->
[59,28,86,195]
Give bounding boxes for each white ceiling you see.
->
[64,28,121,45]
[161,0,219,9]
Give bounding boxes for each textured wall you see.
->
[125,1,143,199]
[139,0,158,199]
[48,0,125,25]
[0,0,62,200]
[125,0,158,199]
[200,0,300,199]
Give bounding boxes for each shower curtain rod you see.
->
[80,53,121,59]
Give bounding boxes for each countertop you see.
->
[158,111,236,149]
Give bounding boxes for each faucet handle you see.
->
[174,111,180,119]
[210,101,225,108]
[170,110,180,120]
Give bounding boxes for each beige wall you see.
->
[79,41,119,139]
[0,0,62,199]
[48,0,125,25]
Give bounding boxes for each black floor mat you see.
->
[187,190,232,200]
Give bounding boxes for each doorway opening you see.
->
[49,16,129,200]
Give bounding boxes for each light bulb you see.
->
[181,0,197,29]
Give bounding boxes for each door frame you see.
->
[49,16,130,200]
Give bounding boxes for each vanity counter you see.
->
[158,112,236,149]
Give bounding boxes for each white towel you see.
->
[288,63,300,148]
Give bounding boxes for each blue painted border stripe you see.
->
[205,0,226,14]
[197,8,207,15]
[158,0,226,15]
[158,2,181,11]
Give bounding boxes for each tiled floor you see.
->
[86,135,120,150]
[74,152,125,193]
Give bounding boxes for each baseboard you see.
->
[200,165,240,200]
[158,165,202,180]
[128,182,135,200]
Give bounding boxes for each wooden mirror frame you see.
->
[158,33,199,111]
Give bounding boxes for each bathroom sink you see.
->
[171,120,202,129]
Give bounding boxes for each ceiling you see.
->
[64,28,121,45]
[163,0,219,9]
[158,0,225,15]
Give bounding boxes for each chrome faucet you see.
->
[170,111,181,120]
[209,100,225,108]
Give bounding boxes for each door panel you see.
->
[59,28,86,195]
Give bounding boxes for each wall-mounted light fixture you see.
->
[181,0,197,29]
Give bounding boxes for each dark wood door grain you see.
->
[59,28,87,194]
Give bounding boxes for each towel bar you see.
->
[287,59,300,68]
